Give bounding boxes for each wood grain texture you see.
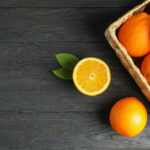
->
[0,0,150,149]
[0,8,130,43]
[0,112,150,150]
[0,0,144,8]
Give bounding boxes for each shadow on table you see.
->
[96,101,114,127]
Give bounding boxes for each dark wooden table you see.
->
[0,0,150,149]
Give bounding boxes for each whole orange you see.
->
[109,97,147,137]
[141,53,150,84]
[118,12,150,57]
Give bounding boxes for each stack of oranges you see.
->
[118,12,150,84]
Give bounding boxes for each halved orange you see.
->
[73,57,111,96]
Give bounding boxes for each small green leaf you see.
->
[55,53,80,71]
[52,68,72,80]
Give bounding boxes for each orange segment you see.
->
[73,57,111,96]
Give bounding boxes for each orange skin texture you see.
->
[141,53,150,84]
[118,12,150,57]
[109,97,147,137]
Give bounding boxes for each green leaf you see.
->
[55,53,80,71]
[52,68,72,80]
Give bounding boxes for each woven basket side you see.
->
[105,0,150,101]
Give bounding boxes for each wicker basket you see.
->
[105,0,150,101]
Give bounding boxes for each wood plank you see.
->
[0,42,148,112]
[0,112,150,150]
[0,0,144,8]
[0,8,130,43]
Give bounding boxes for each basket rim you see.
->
[105,0,150,99]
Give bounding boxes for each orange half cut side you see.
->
[73,57,111,96]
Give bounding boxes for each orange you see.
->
[141,53,150,84]
[109,97,147,137]
[73,57,111,96]
[118,12,150,57]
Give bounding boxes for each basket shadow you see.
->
[85,0,144,43]
[85,8,129,43]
